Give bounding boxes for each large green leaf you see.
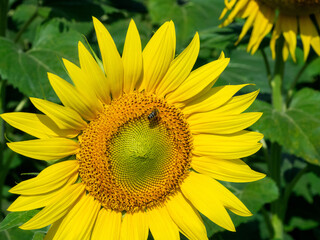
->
[0,210,39,231]
[0,19,82,102]
[203,177,279,237]
[0,227,35,240]
[251,88,320,165]
[147,0,225,48]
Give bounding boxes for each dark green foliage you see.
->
[0,0,319,239]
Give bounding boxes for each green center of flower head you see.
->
[77,92,192,213]
[259,0,320,15]
[109,118,174,190]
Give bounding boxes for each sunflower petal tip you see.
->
[219,51,225,59]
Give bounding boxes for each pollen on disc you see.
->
[77,92,193,213]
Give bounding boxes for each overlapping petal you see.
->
[155,33,200,98]
[181,172,235,231]
[141,21,176,93]
[52,194,100,239]
[120,212,148,240]
[192,156,265,182]
[166,58,230,104]
[48,73,101,120]
[10,160,79,195]
[20,183,85,230]
[147,207,180,240]
[7,138,79,161]
[0,113,79,138]
[30,98,87,130]
[93,17,124,99]
[92,209,122,240]
[166,192,208,240]
[122,19,143,93]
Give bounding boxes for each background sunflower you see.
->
[0,0,319,240]
[220,0,320,61]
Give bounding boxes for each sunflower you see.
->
[2,18,265,239]
[220,0,320,61]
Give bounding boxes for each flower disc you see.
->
[77,92,192,213]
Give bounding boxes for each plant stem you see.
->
[286,61,309,106]
[261,48,272,85]
[271,37,285,112]
[0,0,8,37]
[269,37,285,240]
[14,7,38,43]
[281,165,309,219]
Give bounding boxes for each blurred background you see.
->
[0,0,319,239]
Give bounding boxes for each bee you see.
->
[148,108,160,120]
[148,108,160,127]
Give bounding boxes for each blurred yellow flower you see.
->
[220,0,320,61]
[1,18,264,239]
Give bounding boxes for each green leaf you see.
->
[203,177,279,237]
[219,48,270,94]
[0,19,82,102]
[251,88,320,165]
[32,231,46,240]
[293,171,320,204]
[0,210,39,231]
[147,0,225,48]
[0,227,35,240]
[285,216,319,231]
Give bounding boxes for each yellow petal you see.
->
[147,207,179,240]
[248,5,274,54]
[219,0,237,19]
[210,90,259,115]
[270,20,281,59]
[20,183,85,230]
[92,209,122,240]
[187,90,259,123]
[192,156,265,182]
[282,41,290,61]
[122,19,143,93]
[53,194,100,239]
[166,58,230,104]
[141,21,176,93]
[166,191,208,240]
[189,112,262,135]
[93,17,124,99]
[182,84,250,115]
[155,32,200,98]
[30,98,87,130]
[78,42,111,104]
[235,0,259,44]
[298,16,312,60]
[10,160,79,195]
[280,14,297,62]
[8,171,78,212]
[187,172,252,217]
[120,211,148,240]
[62,58,101,103]
[310,27,320,56]
[0,113,79,139]
[48,73,100,120]
[220,0,249,27]
[181,172,235,231]
[247,4,273,53]
[8,192,57,212]
[44,218,63,240]
[193,131,263,159]
[7,138,79,161]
